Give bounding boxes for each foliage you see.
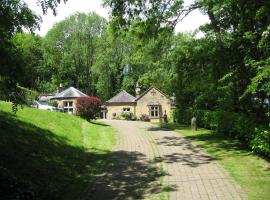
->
[76,96,102,120]
[0,101,115,199]
[17,85,38,106]
[103,0,197,37]
[121,112,135,120]
[250,127,270,157]
[140,114,150,122]
[47,99,58,107]
[12,33,44,91]
[43,12,107,94]
[0,0,65,107]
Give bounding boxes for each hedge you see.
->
[175,109,269,158]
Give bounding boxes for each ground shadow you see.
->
[0,111,169,200]
[147,126,171,132]
[154,136,217,167]
[79,150,171,200]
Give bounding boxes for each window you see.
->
[63,101,73,113]
[123,107,131,112]
[149,106,159,118]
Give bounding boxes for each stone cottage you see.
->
[52,86,87,114]
[105,84,175,121]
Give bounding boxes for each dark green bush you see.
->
[17,85,38,106]
[47,100,58,107]
[250,127,270,157]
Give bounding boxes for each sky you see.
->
[24,0,209,36]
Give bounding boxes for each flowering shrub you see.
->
[140,114,150,122]
[76,96,102,120]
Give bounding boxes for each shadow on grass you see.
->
[166,123,253,157]
[0,111,167,200]
[184,132,254,157]
[89,120,110,127]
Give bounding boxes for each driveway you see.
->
[81,120,247,200]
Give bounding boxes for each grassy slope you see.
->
[0,101,115,199]
[163,123,270,200]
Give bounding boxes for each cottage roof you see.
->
[107,90,136,103]
[53,87,87,99]
[135,86,171,101]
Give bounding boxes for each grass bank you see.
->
[161,123,270,200]
[0,101,115,199]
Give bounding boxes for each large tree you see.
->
[43,12,107,94]
[0,0,66,104]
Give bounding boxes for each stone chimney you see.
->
[57,83,63,94]
[135,81,141,98]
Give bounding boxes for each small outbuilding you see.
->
[52,86,87,114]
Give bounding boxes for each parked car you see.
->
[33,101,56,111]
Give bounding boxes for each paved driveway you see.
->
[81,120,247,200]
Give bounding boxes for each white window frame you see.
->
[149,106,160,118]
[63,101,73,113]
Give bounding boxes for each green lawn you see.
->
[162,123,270,200]
[0,101,115,199]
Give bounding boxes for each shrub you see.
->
[140,114,150,122]
[250,127,270,157]
[47,99,58,107]
[17,85,38,106]
[121,112,135,120]
[76,96,102,120]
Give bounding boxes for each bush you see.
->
[250,127,270,157]
[76,96,101,120]
[140,114,150,122]
[47,99,58,107]
[17,85,38,106]
[121,112,135,120]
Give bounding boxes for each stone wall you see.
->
[106,103,136,119]
[136,88,172,120]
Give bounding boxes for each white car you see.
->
[33,101,56,111]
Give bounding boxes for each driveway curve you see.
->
[81,120,247,200]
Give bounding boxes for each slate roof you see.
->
[107,90,136,103]
[53,87,87,99]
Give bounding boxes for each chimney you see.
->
[135,81,141,98]
[57,83,63,94]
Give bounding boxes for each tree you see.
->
[103,0,198,37]
[42,12,107,94]
[12,33,44,90]
[0,0,66,106]
[76,96,102,120]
